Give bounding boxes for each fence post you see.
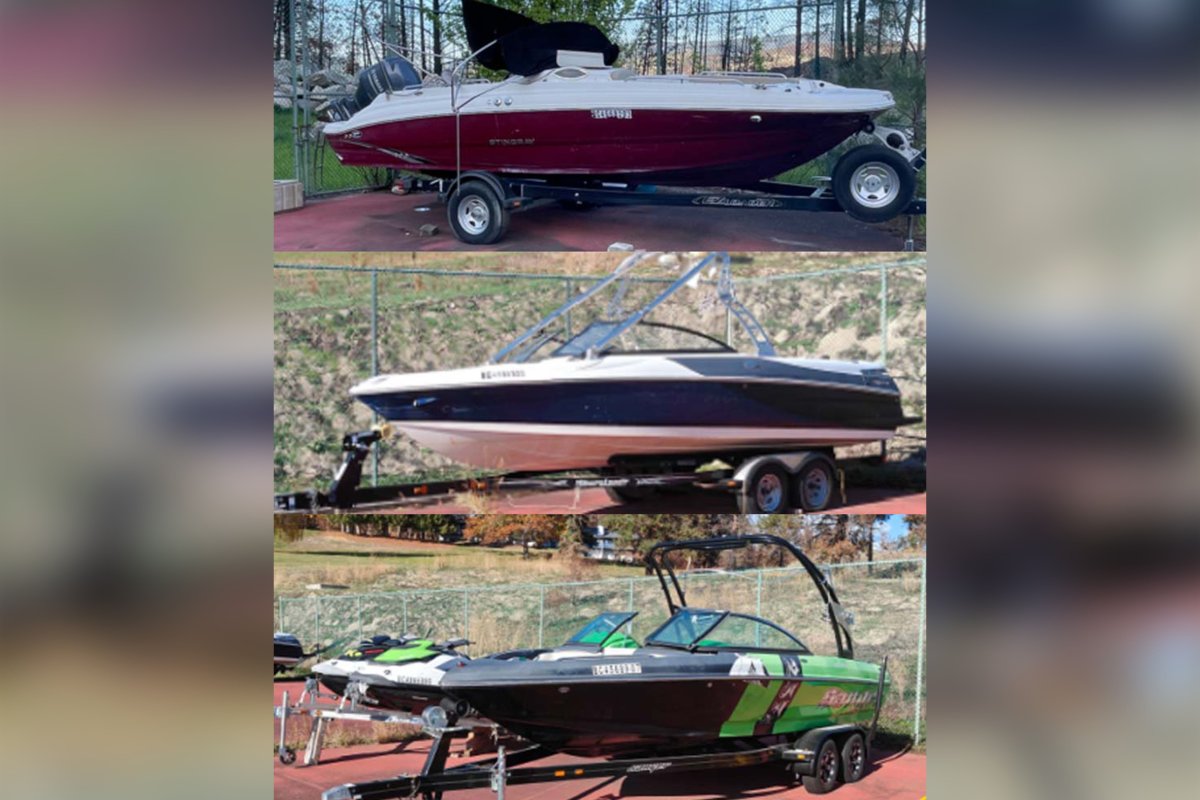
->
[289,0,300,183]
[371,267,380,486]
[538,585,545,647]
[756,570,763,620]
[463,589,470,638]
[315,596,322,647]
[402,595,409,634]
[879,265,889,365]
[913,558,926,746]
[278,597,285,633]
[565,279,574,337]
[357,595,363,638]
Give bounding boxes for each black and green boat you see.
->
[441,535,889,757]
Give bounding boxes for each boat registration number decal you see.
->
[481,368,525,380]
[592,108,633,120]
[592,662,642,676]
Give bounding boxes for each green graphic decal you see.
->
[373,640,438,663]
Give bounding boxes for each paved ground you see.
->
[274,190,920,252]
[372,486,925,515]
[273,680,925,800]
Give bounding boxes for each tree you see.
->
[463,515,570,551]
[900,514,926,550]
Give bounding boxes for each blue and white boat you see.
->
[350,253,907,473]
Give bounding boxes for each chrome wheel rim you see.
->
[803,469,831,508]
[850,163,900,208]
[458,196,490,234]
[756,473,784,512]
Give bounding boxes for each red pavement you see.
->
[274,190,919,252]
[373,486,925,516]
[273,684,926,800]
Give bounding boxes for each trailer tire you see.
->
[840,733,867,783]
[792,459,835,512]
[604,484,655,504]
[737,462,791,514]
[801,738,841,794]
[448,180,509,244]
[832,144,916,223]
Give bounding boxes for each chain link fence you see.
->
[273,256,926,490]
[275,557,926,743]
[273,1,926,194]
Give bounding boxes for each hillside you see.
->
[274,253,925,490]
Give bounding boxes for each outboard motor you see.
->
[354,55,422,109]
[324,97,361,123]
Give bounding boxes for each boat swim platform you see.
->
[273,188,922,253]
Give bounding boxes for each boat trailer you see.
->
[272,426,863,514]
[399,130,926,247]
[405,168,926,249]
[315,657,890,800]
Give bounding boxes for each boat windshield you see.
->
[550,321,736,358]
[646,609,810,653]
[564,611,640,649]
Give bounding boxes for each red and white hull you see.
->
[324,68,894,186]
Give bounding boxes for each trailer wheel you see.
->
[792,459,835,512]
[737,463,791,514]
[801,738,841,794]
[841,733,867,783]
[278,746,296,765]
[832,144,916,223]
[448,181,509,244]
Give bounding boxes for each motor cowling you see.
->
[354,56,422,109]
[323,97,360,122]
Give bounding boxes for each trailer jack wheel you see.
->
[448,180,509,244]
[278,746,296,765]
[832,144,916,223]
[800,738,841,794]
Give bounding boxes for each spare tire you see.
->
[355,56,422,109]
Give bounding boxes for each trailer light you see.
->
[554,770,566,777]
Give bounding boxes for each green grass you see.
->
[274,107,385,192]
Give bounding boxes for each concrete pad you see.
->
[273,190,920,252]
[272,736,926,800]
[370,486,925,515]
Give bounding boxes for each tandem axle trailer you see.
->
[271,426,891,514]
[317,658,890,799]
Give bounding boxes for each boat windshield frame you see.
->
[489,251,776,365]
[645,535,856,660]
[564,611,639,649]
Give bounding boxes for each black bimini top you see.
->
[462,0,619,76]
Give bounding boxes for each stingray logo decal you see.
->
[817,688,875,709]
[592,662,642,676]
[592,108,632,120]
[489,138,535,146]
